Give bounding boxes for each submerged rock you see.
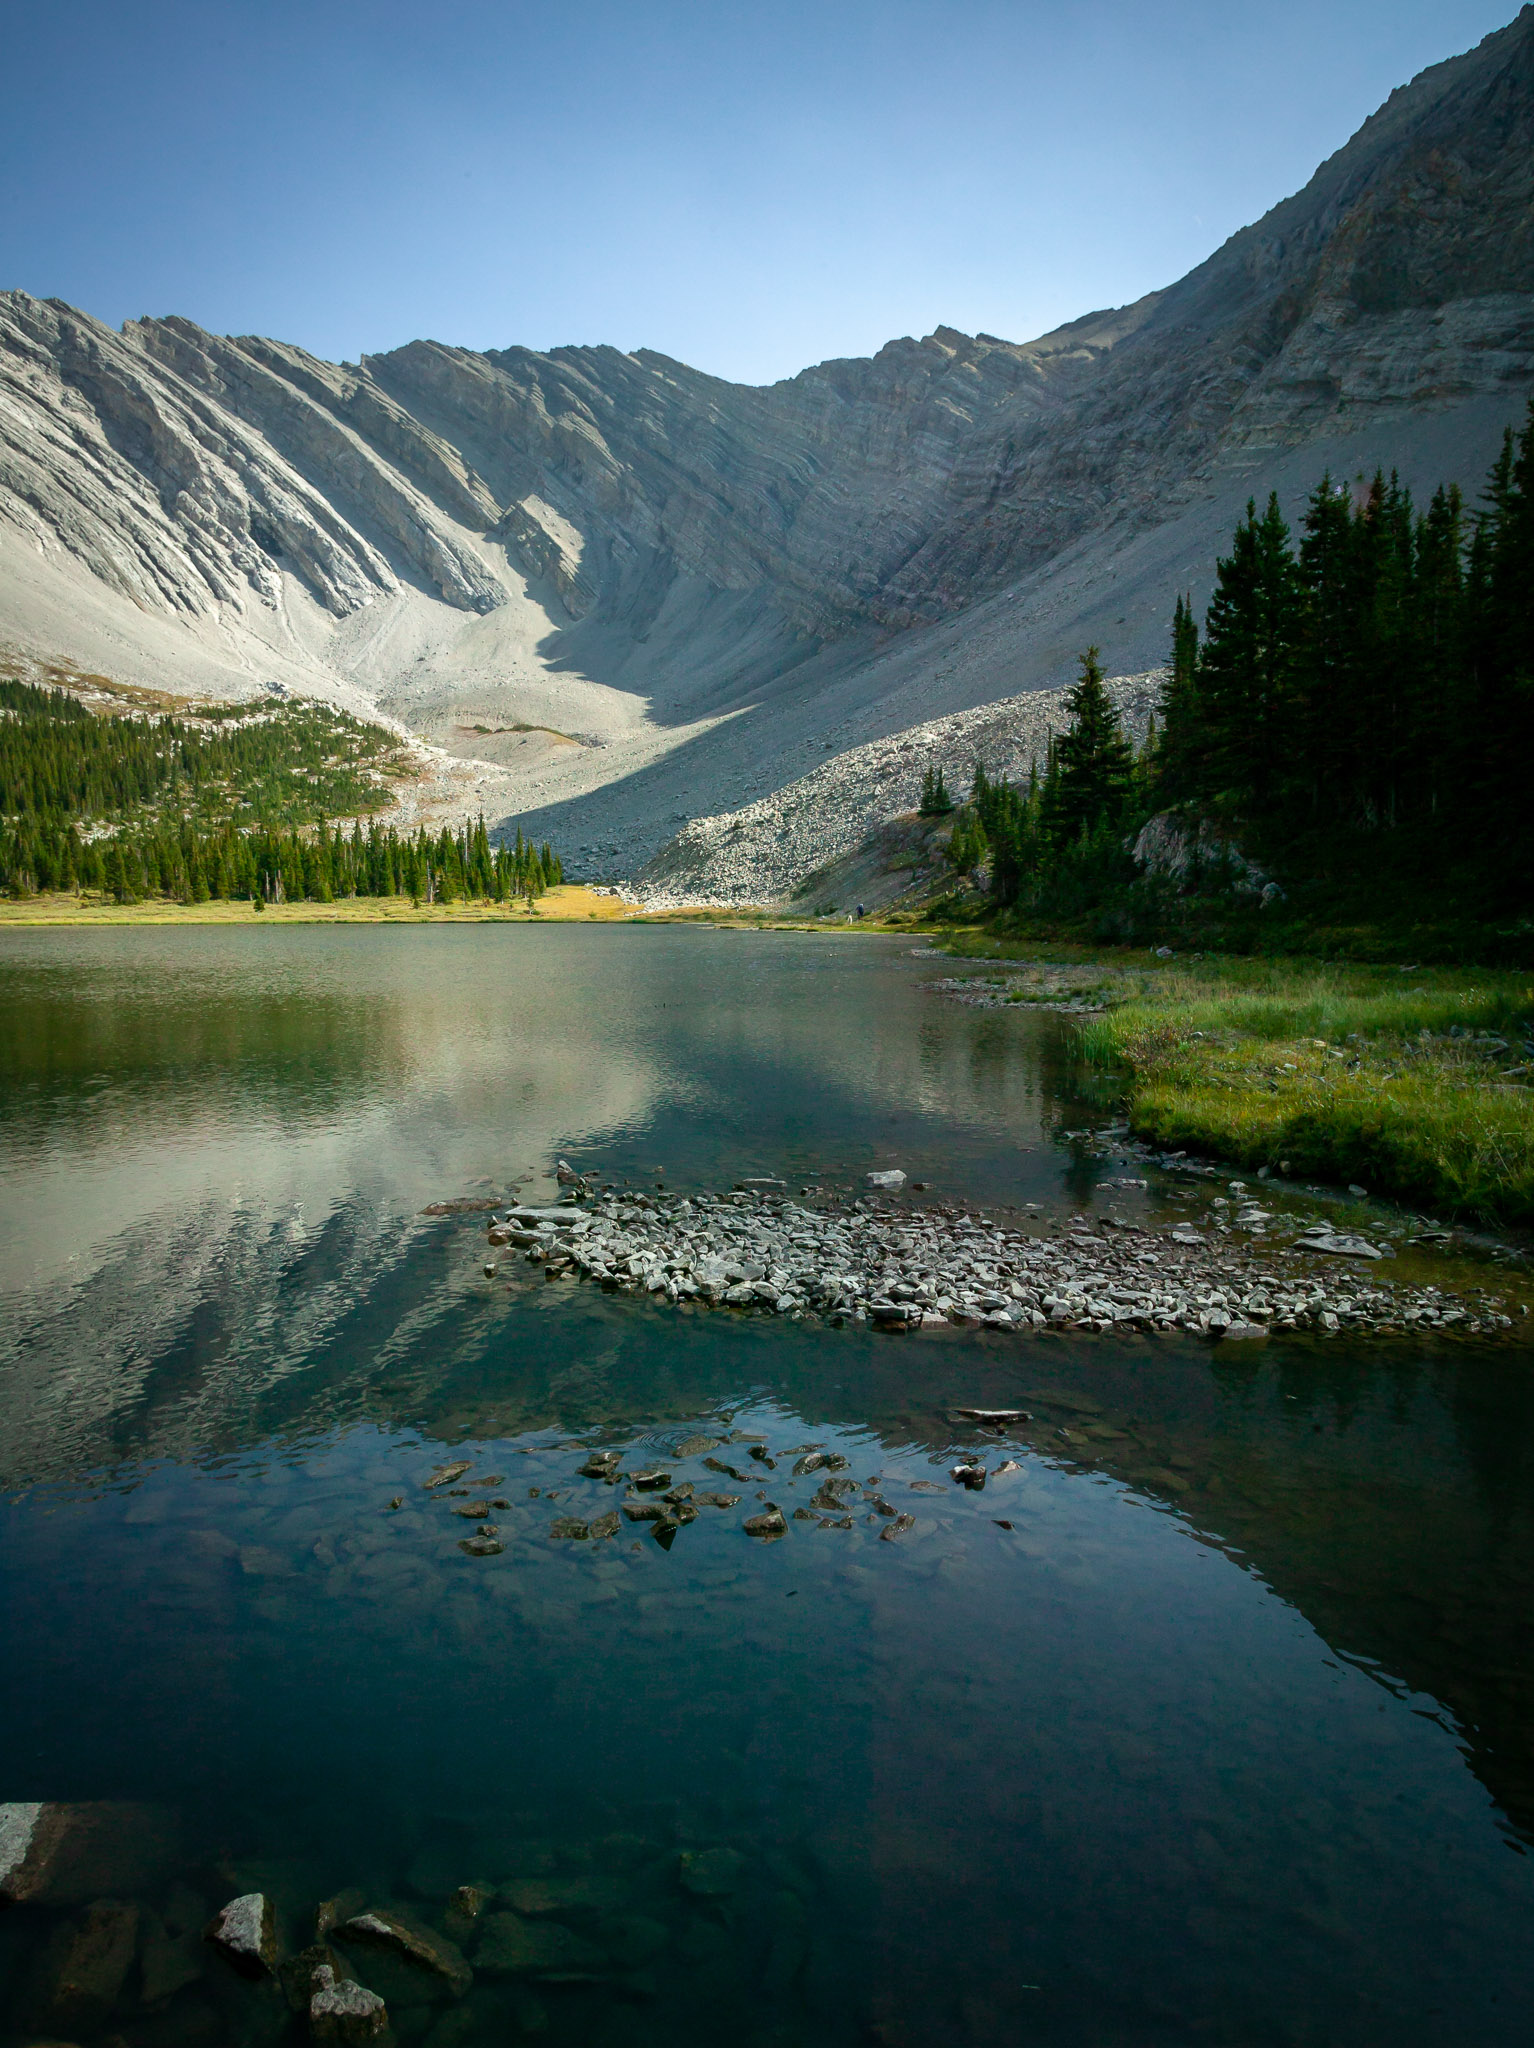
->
[204,1892,277,1979]
[0,1800,175,1907]
[442,1885,490,1944]
[280,1940,345,2012]
[473,1911,606,1979]
[310,1962,389,2042]
[678,1847,745,1897]
[35,1899,140,2032]
[499,1874,630,1918]
[674,1434,721,1457]
[334,1909,472,1997]
[138,1893,208,2006]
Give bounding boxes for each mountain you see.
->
[2,7,1531,878]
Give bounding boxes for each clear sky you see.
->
[0,0,1518,385]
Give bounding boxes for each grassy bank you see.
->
[0,886,630,926]
[933,935,1534,1225]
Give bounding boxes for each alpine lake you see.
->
[2,924,1533,2048]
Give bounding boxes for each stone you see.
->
[630,1469,671,1490]
[279,1941,345,2012]
[458,1535,504,1555]
[422,1463,472,1490]
[1220,1321,1269,1342]
[600,1914,670,1968]
[35,1899,140,2032]
[547,1517,590,1540]
[677,1847,746,1897]
[310,1962,389,2042]
[743,1507,787,1539]
[204,1893,276,1979]
[1301,1230,1384,1259]
[451,1502,491,1518]
[138,1901,208,2007]
[498,1875,629,1918]
[0,1801,175,1908]
[809,1478,857,1510]
[674,1435,720,1457]
[880,1514,916,1541]
[951,1463,987,1490]
[865,1170,906,1189]
[442,1886,490,1944]
[334,1910,471,1997]
[588,1511,622,1540]
[473,1912,606,1980]
[869,1300,919,1325]
[579,1451,622,1478]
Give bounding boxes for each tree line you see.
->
[0,681,564,905]
[945,397,1534,938]
[0,683,400,827]
[2,811,563,907]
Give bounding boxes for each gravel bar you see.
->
[482,1185,1520,1342]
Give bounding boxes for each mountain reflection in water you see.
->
[1,927,1532,2047]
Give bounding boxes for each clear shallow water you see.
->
[1,927,1533,2047]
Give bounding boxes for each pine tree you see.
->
[1155,595,1201,803]
[1196,494,1302,819]
[1040,647,1134,846]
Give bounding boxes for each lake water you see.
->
[2,926,1532,2047]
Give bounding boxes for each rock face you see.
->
[1,10,1531,862]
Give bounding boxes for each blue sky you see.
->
[0,1,1516,384]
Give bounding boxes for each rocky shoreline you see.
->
[483,1174,1521,1343]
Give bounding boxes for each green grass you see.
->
[1064,958,1534,1223]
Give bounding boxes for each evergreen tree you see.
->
[1040,647,1133,845]
[1197,494,1303,817]
[1155,595,1201,802]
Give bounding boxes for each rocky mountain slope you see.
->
[632,673,1163,908]
[2,8,1531,871]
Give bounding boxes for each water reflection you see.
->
[2,929,1534,2044]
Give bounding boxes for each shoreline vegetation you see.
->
[933,936,1534,1229]
[0,885,628,925]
